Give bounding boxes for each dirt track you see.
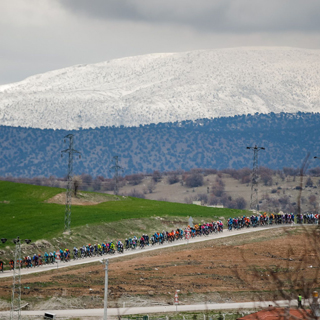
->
[1,226,319,310]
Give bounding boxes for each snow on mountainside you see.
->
[0,47,319,130]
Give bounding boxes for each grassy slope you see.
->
[0,181,246,244]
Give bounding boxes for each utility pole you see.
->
[11,237,22,320]
[100,259,109,320]
[10,237,31,320]
[61,134,81,233]
[247,145,265,212]
[110,155,123,195]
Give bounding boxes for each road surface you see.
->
[0,300,301,318]
[0,224,296,279]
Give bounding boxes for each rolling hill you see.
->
[0,181,242,244]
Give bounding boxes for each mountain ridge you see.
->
[0,47,319,129]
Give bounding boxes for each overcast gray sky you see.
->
[1,0,320,85]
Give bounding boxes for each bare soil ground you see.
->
[46,192,122,205]
[1,227,319,311]
[113,173,320,211]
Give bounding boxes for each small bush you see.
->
[127,189,145,199]
[152,170,162,182]
[126,174,144,186]
[197,193,208,204]
[167,174,180,185]
[185,173,204,188]
[306,177,313,187]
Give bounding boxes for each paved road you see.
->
[0,224,296,279]
[0,300,300,318]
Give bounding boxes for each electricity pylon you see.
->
[10,237,22,320]
[247,145,265,212]
[110,156,123,195]
[61,134,81,233]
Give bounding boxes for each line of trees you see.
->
[2,165,320,192]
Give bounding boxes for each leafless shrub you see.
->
[185,173,204,188]
[197,193,208,204]
[126,189,145,199]
[203,168,218,175]
[152,170,162,182]
[147,180,156,193]
[234,225,320,318]
[167,174,180,185]
[157,197,168,202]
[73,175,82,196]
[184,195,198,204]
[125,174,144,186]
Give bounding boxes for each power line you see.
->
[61,134,81,233]
[110,155,123,195]
[247,145,265,212]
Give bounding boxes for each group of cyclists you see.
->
[1,212,319,272]
[227,212,320,230]
[227,212,293,230]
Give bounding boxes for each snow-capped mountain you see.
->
[0,47,319,130]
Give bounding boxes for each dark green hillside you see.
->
[0,181,243,243]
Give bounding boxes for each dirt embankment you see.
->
[0,227,318,311]
[45,192,122,206]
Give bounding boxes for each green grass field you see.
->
[0,180,247,245]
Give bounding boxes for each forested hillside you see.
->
[0,112,319,178]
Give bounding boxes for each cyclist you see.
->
[132,237,137,249]
[145,234,149,245]
[9,259,14,270]
[73,247,78,259]
[117,240,124,253]
[59,248,64,261]
[125,238,129,249]
[109,241,115,253]
[38,254,43,266]
[44,252,49,264]
[33,254,38,267]
[98,243,102,255]
[65,249,70,261]
[140,236,145,248]
[27,256,32,268]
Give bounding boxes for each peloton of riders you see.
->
[1,212,319,270]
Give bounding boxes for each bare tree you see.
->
[152,170,162,182]
[185,173,204,188]
[167,174,180,185]
[297,154,310,215]
[147,180,156,193]
[126,174,144,186]
[73,175,82,197]
[234,225,320,318]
